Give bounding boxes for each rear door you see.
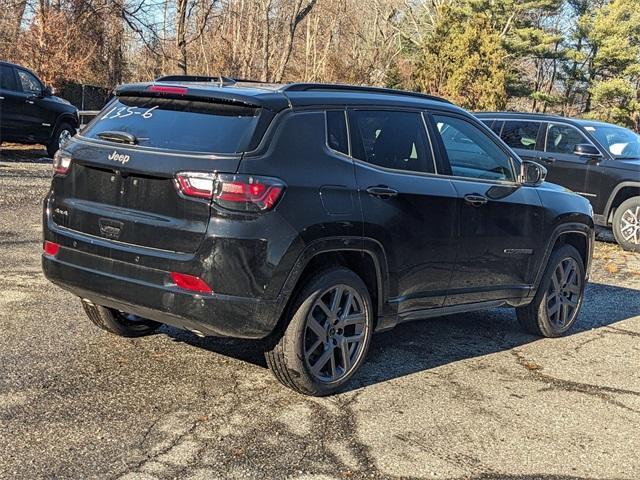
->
[349,108,458,313]
[430,112,545,305]
[51,95,265,254]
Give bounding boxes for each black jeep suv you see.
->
[42,78,594,395]
[476,112,640,252]
[0,61,79,157]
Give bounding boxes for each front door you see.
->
[430,113,545,305]
[542,122,602,203]
[349,109,458,314]
[14,68,51,143]
[0,64,22,141]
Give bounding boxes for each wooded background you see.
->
[1,0,638,129]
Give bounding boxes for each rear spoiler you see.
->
[114,82,289,111]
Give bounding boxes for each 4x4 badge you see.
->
[108,150,130,165]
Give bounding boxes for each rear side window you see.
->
[0,65,17,91]
[487,120,503,136]
[83,96,262,154]
[501,121,540,151]
[326,110,349,155]
[546,123,590,155]
[350,110,434,174]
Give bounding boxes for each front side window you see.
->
[16,69,42,94]
[351,110,433,174]
[0,65,17,91]
[433,114,515,182]
[546,123,591,155]
[501,121,540,151]
[326,110,349,155]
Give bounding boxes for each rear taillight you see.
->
[43,241,60,257]
[175,172,216,199]
[170,272,212,294]
[53,151,72,175]
[175,172,285,212]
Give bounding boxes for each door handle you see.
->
[0,96,4,100]
[464,193,488,207]
[366,186,398,199]
[26,99,34,104]
[538,156,555,165]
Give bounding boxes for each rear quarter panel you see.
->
[235,109,362,300]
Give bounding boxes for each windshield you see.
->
[82,96,262,154]
[584,124,640,159]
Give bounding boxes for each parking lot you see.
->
[1,146,639,480]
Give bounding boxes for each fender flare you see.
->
[603,182,640,223]
[49,112,79,142]
[532,222,594,291]
[274,236,390,323]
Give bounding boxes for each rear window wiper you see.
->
[97,131,138,145]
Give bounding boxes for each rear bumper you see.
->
[42,248,280,339]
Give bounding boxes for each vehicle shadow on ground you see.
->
[163,281,639,390]
[0,145,49,163]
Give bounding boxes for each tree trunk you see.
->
[273,0,318,83]
[176,0,188,74]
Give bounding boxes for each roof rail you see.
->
[475,111,563,117]
[155,75,237,86]
[282,83,452,104]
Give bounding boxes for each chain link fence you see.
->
[56,82,112,127]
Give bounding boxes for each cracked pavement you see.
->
[1,149,639,480]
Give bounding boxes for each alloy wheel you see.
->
[546,257,582,329]
[303,284,369,383]
[58,129,72,149]
[620,206,640,245]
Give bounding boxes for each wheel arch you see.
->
[604,182,640,224]
[52,112,79,138]
[273,237,390,332]
[533,223,594,291]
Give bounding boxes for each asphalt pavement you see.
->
[1,149,639,480]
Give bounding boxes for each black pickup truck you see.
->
[0,61,78,157]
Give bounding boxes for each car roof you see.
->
[475,111,627,130]
[474,111,580,123]
[0,60,37,74]
[115,79,463,113]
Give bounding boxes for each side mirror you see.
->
[42,86,53,97]
[521,160,547,186]
[574,143,602,158]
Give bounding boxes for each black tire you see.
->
[612,196,640,253]
[516,244,586,337]
[265,267,374,396]
[46,122,75,157]
[81,300,161,337]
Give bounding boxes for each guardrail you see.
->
[79,110,100,128]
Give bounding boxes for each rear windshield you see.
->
[82,96,262,153]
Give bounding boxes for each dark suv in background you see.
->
[477,112,640,252]
[42,78,593,395]
[0,61,79,157]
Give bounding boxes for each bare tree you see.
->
[273,0,317,82]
